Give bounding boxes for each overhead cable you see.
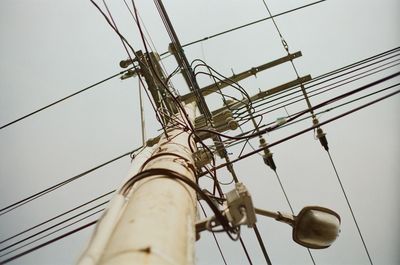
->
[0,201,107,253]
[0,146,143,216]
[0,192,112,245]
[90,0,168,133]
[225,82,399,150]
[261,0,315,133]
[234,47,400,116]
[0,69,130,130]
[327,150,374,264]
[203,86,400,175]
[241,51,400,114]
[238,59,400,121]
[159,0,327,57]
[195,72,400,147]
[0,221,97,264]
[0,210,101,260]
[198,201,229,265]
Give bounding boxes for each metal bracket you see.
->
[195,182,257,240]
[224,183,257,228]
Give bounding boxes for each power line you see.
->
[159,0,327,56]
[228,50,400,134]
[269,83,399,134]
[198,201,229,265]
[151,6,273,264]
[247,107,314,265]
[227,54,399,139]
[238,237,253,265]
[0,69,130,130]
[90,0,169,134]
[0,192,112,245]
[0,220,97,265]
[202,86,400,175]
[2,74,396,262]
[0,146,142,216]
[2,78,394,264]
[237,59,400,121]
[327,151,374,265]
[273,171,294,214]
[240,51,400,115]
[253,225,272,265]
[261,0,317,132]
[225,82,399,151]
[197,71,400,150]
[0,210,101,259]
[239,47,400,115]
[308,46,400,84]
[0,201,107,253]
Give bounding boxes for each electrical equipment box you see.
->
[225,183,257,227]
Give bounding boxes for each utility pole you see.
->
[78,51,310,265]
[78,2,318,264]
[79,104,198,265]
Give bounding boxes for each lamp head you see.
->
[292,206,341,249]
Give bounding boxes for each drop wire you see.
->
[327,151,374,265]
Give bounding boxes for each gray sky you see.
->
[0,0,399,264]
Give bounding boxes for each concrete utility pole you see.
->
[93,103,198,265]
[77,146,156,265]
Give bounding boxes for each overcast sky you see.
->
[0,0,399,265]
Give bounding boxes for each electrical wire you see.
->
[236,53,400,117]
[90,0,168,133]
[198,201,229,265]
[131,0,198,134]
[260,0,316,126]
[238,238,253,265]
[232,47,400,120]
[0,201,107,253]
[192,59,255,114]
[102,0,133,61]
[153,0,220,137]
[0,191,112,245]
[222,54,400,149]
[236,59,400,122]
[0,69,131,130]
[327,151,374,265]
[201,87,400,176]
[0,146,142,216]
[120,167,234,233]
[138,78,146,146]
[159,1,327,57]
[200,71,400,144]
[0,2,394,262]
[228,82,400,150]
[253,225,272,265]
[307,47,400,84]
[121,0,178,94]
[0,210,102,259]
[0,220,97,265]
[152,5,248,229]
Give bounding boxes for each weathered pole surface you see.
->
[77,146,156,265]
[97,103,198,265]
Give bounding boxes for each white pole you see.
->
[77,146,156,265]
[97,103,198,265]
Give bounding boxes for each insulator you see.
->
[259,137,277,171]
[263,152,277,171]
[120,69,138,80]
[316,128,329,151]
[276,117,287,126]
[119,59,134,68]
[226,117,238,130]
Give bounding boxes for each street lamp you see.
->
[196,183,341,249]
[255,206,341,249]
